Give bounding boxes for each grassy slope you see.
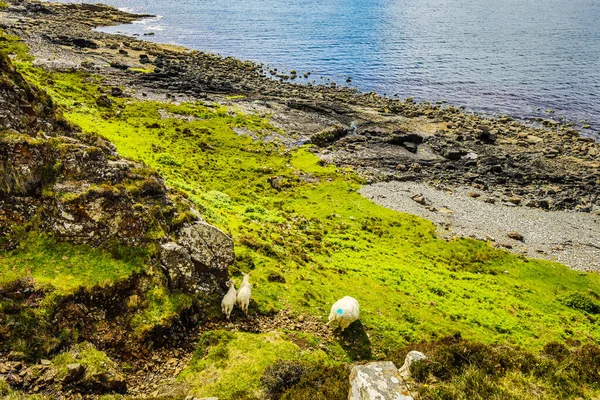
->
[2,30,600,398]
[46,72,600,396]
[0,233,145,295]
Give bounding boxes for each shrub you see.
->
[397,337,600,399]
[261,360,307,400]
[560,292,600,314]
[261,361,349,400]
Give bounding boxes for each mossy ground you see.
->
[180,330,334,398]
[51,342,116,381]
[0,233,146,295]
[2,30,600,398]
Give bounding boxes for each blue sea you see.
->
[55,0,600,136]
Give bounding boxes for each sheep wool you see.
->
[221,281,237,320]
[236,273,252,316]
[327,296,360,331]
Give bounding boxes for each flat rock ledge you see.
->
[349,351,426,400]
[349,361,414,400]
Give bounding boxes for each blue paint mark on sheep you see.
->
[336,308,343,315]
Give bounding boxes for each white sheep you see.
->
[327,296,360,331]
[221,281,237,320]
[236,273,252,316]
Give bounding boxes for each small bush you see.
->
[261,360,307,400]
[419,366,513,400]
[261,361,349,400]
[560,292,600,314]
[542,342,570,362]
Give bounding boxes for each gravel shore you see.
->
[360,181,600,272]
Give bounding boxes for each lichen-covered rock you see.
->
[159,222,234,293]
[178,221,234,274]
[0,53,68,136]
[398,351,427,379]
[0,51,232,292]
[348,361,414,400]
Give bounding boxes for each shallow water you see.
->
[54,0,600,135]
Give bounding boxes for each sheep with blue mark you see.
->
[327,296,360,331]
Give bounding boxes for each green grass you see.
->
[56,90,600,352]
[3,30,600,398]
[129,284,193,337]
[44,75,600,397]
[0,232,147,295]
[51,342,116,381]
[180,331,333,399]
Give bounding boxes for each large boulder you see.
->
[178,221,235,273]
[160,221,234,293]
[348,361,414,400]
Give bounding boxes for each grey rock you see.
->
[349,361,414,400]
[63,363,85,383]
[398,351,427,379]
[179,221,234,274]
[160,221,233,292]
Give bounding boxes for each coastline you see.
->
[2,0,599,271]
[50,0,600,137]
[2,1,600,398]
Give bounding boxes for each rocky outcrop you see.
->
[159,222,234,293]
[0,52,233,292]
[0,49,69,136]
[1,342,127,395]
[348,352,426,400]
[348,361,413,400]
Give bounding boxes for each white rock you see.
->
[348,361,414,400]
[398,351,427,379]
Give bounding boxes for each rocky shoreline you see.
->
[1,1,600,397]
[4,0,598,209]
[1,0,598,266]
